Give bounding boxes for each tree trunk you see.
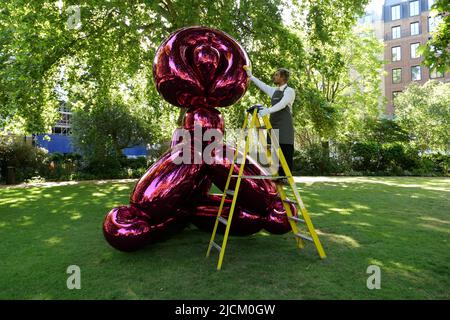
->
[321,140,330,173]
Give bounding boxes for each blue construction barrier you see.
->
[35,134,74,154]
[123,145,147,158]
[35,134,147,158]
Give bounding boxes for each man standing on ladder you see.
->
[244,66,295,185]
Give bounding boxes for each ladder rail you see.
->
[253,115,276,174]
[262,114,327,259]
[206,114,249,258]
[216,111,256,270]
[290,184,327,259]
[206,106,327,270]
[276,184,304,249]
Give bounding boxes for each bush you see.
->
[125,167,147,179]
[0,137,49,183]
[342,170,364,176]
[82,155,122,177]
[291,139,447,177]
[293,143,341,175]
[46,152,82,181]
[380,143,404,168]
[120,156,148,169]
[70,172,98,181]
[420,153,449,175]
[148,142,170,163]
[351,141,380,171]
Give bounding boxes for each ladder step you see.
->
[289,216,305,224]
[283,199,297,205]
[218,217,228,226]
[256,126,267,129]
[295,233,313,242]
[211,241,222,252]
[225,190,234,197]
[231,175,292,180]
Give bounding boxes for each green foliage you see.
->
[293,24,384,142]
[296,86,338,139]
[7,0,438,179]
[0,136,86,182]
[349,119,423,174]
[303,0,369,45]
[351,141,380,171]
[120,156,148,170]
[71,97,153,174]
[420,153,449,175]
[0,0,372,140]
[294,142,354,176]
[364,118,410,144]
[394,81,450,153]
[420,0,450,73]
[293,117,447,176]
[0,0,292,134]
[0,136,49,183]
[334,30,385,139]
[46,152,82,181]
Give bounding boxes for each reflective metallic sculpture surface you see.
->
[103,27,297,251]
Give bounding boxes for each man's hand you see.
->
[258,108,271,117]
[243,65,252,78]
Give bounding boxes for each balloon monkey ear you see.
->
[153,26,251,109]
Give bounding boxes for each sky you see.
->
[366,0,385,12]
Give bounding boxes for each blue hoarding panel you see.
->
[123,145,147,157]
[36,134,147,157]
[35,134,74,154]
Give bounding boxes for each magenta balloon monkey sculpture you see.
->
[103,27,297,252]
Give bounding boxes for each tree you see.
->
[1,0,377,177]
[364,118,410,145]
[292,25,384,146]
[420,0,450,73]
[71,97,153,173]
[394,81,450,153]
[0,0,294,135]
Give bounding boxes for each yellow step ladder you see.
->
[206,105,326,270]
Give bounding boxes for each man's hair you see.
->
[277,68,290,81]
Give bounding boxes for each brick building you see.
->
[382,0,450,115]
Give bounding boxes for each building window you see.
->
[392,26,401,39]
[410,43,420,58]
[392,91,402,106]
[428,15,442,33]
[51,106,72,136]
[430,68,444,79]
[391,5,401,20]
[392,68,402,84]
[392,46,401,61]
[410,1,419,16]
[411,66,421,81]
[410,22,419,35]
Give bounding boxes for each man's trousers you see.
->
[279,143,294,177]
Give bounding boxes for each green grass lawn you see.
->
[0,177,449,299]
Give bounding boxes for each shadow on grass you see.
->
[0,178,448,299]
